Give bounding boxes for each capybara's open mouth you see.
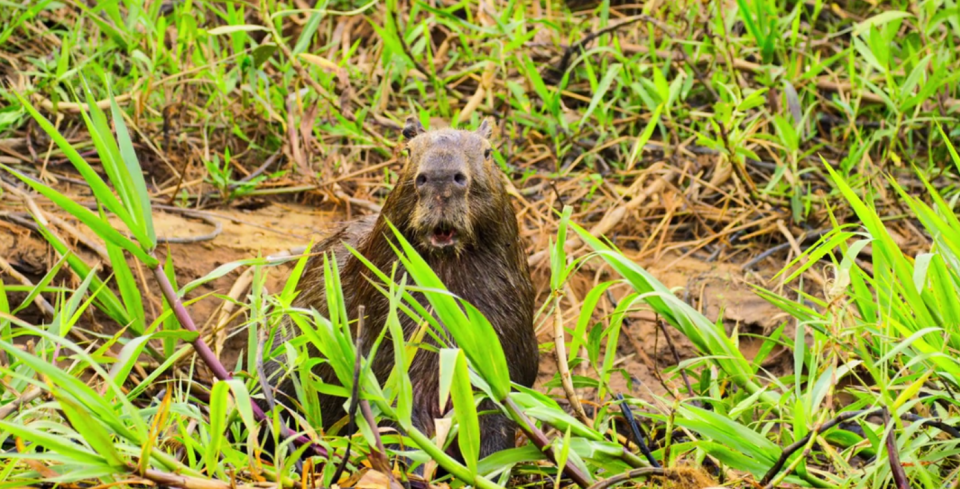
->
[429,225,457,247]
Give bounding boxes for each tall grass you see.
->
[3,0,960,487]
[4,75,960,488]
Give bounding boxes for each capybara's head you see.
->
[391,116,505,255]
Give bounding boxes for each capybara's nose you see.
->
[415,168,468,196]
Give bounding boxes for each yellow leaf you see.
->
[894,369,933,412]
[299,53,343,75]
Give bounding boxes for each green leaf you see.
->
[439,348,459,416]
[205,381,229,478]
[626,103,663,169]
[0,279,9,343]
[179,257,282,297]
[53,393,126,468]
[570,221,775,407]
[12,251,69,314]
[551,206,573,291]
[451,348,480,475]
[29,217,135,331]
[1,165,157,266]
[105,240,145,335]
[161,252,179,357]
[578,64,622,129]
[912,253,934,294]
[936,122,960,174]
[381,219,511,400]
[893,370,932,412]
[387,276,413,429]
[223,378,256,435]
[11,92,131,227]
[280,242,315,303]
[521,54,551,110]
[0,420,105,465]
[110,89,156,248]
[107,335,153,391]
[569,281,615,359]
[853,10,914,36]
[293,11,324,55]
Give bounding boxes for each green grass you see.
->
[2,0,960,488]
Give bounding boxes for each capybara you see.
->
[261,117,538,462]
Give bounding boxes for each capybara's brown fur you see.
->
[261,117,538,461]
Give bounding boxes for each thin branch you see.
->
[554,294,589,424]
[0,386,44,419]
[585,467,664,489]
[885,409,909,489]
[360,399,391,474]
[655,317,694,398]
[556,15,669,78]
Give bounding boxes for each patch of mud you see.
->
[532,250,792,402]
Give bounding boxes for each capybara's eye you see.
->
[416,174,427,187]
[484,148,492,159]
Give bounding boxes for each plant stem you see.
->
[553,294,588,424]
[505,396,593,488]
[149,262,328,458]
[403,424,506,489]
[585,467,664,489]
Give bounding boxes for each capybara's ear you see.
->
[403,116,425,140]
[476,117,493,139]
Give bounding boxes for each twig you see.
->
[554,293,589,424]
[584,467,665,489]
[139,467,262,489]
[254,323,275,412]
[762,419,822,489]
[885,409,909,489]
[390,7,442,100]
[741,229,829,270]
[361,399,391,474]
[556,15,667,78]
[0,386,44,419]
[655,317,694,398]
[504,396,593,488]
[334,190,382,213]
[32,79,142,113]
[153,210,223,244]
[902,412,960,439]
[235,151,283,186]
[615,394,659,468]
[72,202,224,244]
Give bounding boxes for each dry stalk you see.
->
[553,292,589,425]
[528,164,678,267]
[32,79,143,113]
[0,385,44,419]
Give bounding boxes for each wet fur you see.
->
[261,120,538,461]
